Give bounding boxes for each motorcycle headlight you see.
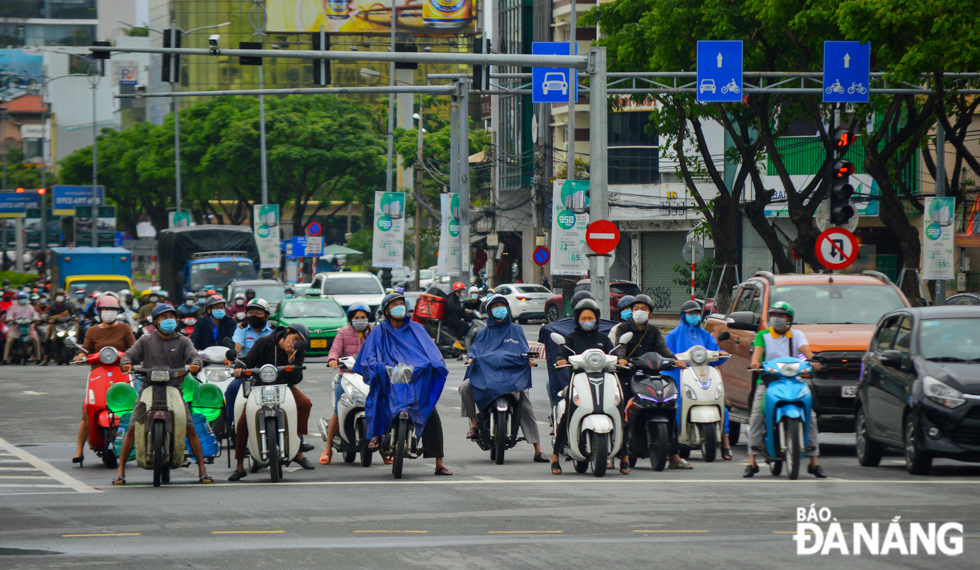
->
[68,330,76,337]
[202,368,230,383]
[714,384,724,401]
[923,376,965,409]
[150,370,169,382]
[99,347,118,365]
[258,364,278,383]
[261,386,282,406]
[342,377,366,407]
[684,385,698,401]
[776,361,801,377]
[56,331,65,337]
[585,351,607,369]
[690,346,708,365]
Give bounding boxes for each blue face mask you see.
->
[389,305,407,318]
[491,307,508,320]
[621,309,632,322]
[211,309,225,320]
[197,298,206,305]
[158,318,177,334]
[684,313,701,326]
[580,319,596,331]
[76,294,84,299]
[285,294,293,299]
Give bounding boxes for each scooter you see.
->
[8,318,36,365]
[318,356,373,466]
[468,352,537,465]
[179,316,197,337]
[755,357,814,480]
[549,331,633,477]
[50,316,77,365]
[625,352,679,471]
[230,343,308,483]
[69,339,130,468]
[130,367,190,487]
[675,344,726,462]
[378,363,430,480]
[138,316,156,337]
[412,297,485,358]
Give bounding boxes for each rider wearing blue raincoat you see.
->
[353,292,453,475]
[664,300,733,460]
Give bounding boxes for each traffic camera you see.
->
[209,35,220,55]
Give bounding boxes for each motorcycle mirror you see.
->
[225,349,238,361]
[549,332,566,346]
[294,340,308,353]
[619,331,634,345]
[717,331,731,342]
[221,338,236,349]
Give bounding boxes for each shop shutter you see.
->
[640,232,689,314]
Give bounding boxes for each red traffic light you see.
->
[832,128,856,151]
[833,160,854,178]
[15,187,24,193]
[37,188,46,195]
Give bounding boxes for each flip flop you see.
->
[112,476,125,486]
[668,459,693,469]
[368,437,380,451]
[199,474,213,484]
[620,461,630,475]
[722,448,733,460]
[551,461,562,475]
[434,466,453,476]
[319,449,332,465]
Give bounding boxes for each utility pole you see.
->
[413,94,423,291]
[935,122,946,305]
[90,60,99,248]
[560,1,578,312]
[380,0,397,291]
[588,47,609,319]
[170,22,182,212]
[486,130,497,288]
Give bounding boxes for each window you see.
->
[497,286,511,295]
[282,299,343,319]
[892,317,913,355]
[918,318,980,361]
[871,316,900,352]
[574,282,589,294]
[730,286,757,316]
[321,277,383,296]
[189,261,255,290]
[517,285,551,294]
[610,283,642,296]
[608,112,659,185]
[769,284,907,325]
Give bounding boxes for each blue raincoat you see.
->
[538,318,618,407]
[353,319,448,440]
[665,320,730,434]
[465,296,532,412]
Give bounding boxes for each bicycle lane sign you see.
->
[815,227,859,270]
[824,41,870,104]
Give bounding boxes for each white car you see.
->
[417,269,435,290]
[307,271,385,319]
[494,283,553,323]
[699,79,716,93]
[542,72,568,96]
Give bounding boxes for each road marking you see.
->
[21,391,47,396]
[62,533,141,538]
[633,530,708,533]
[212,530,285,534]
[773,531,849,535]
[0,467,42,471]
[0,484,72,488]
[489,531,562,534]
[353,530,428,534]
[0,435,98,494]
[473,476,501,482]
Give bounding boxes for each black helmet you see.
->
[183,292,194,301]
[616,295,635,312]
[286,323,311,346]
[680,300,701,314]
[151,303,177,320]
[245,288,256,298]
[284,285,295,294]
[570,290,596,308]
[573,297,601,321]
[631,294,654,310]
[381,291,405,314]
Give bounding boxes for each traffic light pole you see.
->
[588,48,610,319]
[935,122,946,305]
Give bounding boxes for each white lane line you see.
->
[108,478,980,488]
[0,467,44,471]
[0,435,99,494]
[0,484,72,488]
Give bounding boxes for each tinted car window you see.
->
[497,286,511,295]
[769,284,906,325]
[321,277,383,295]
[574,282,588,293]
[610,283,642,296]
[947,295,980,306]
[518,285,551,294]
[870,316,900,352]
[732,286,759,315]
[282,299,344,318]
[919,318,980,360]
[892,317,913,355]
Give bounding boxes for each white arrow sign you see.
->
[717,53,723,67]
[844,53,850,68]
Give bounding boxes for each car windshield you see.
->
[68,280,130,297]
[322,277,383,296]
[282,299,344,319]
[190,261,255,290]
[517,285,551,294]
[770,284,906,325]
[232,284,285,306]
[919,318,980,361]
[419,270,433,280]
[611,283,642,296]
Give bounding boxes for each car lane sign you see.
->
[697,41,743,103]
[532,42,578,104]
[815,227,859,270]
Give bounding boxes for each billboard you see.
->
[266,0,477,34]
[0,49,43,93]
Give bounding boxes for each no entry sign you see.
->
[585,220,620,255]
[533,246,550,266]
[815,227,859,270]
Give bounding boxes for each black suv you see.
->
[856,306,980,474]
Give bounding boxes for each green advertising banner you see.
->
[371,191,405,269]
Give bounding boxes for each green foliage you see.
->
[0,271,38,288]
[672,257,714,297]
[2,145,43,189]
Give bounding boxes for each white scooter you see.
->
[550,331,633,477]
[675,345,726,462]
[230,342,308,483]
[318,356,373,466]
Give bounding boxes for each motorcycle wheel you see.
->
[785,417,802,480]
[152,421,165,487]
[393,418,407,480]
[678,445,691,460]
[102,428,117,469]
[359,423,372,467]
[494,410,507,465]
[266,417,280,483]
[700,425,717,463]
[590,432,608,478]
[573,460,589,473]
[770,459,783,476]
[343,451,356,463]
[650,423,669,472]
[727,418,741,446]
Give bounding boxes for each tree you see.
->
[1,144,42,190]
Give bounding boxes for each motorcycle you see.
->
[412,296,485,358]
[675,344,727,462]
[318,356,373,466]
[138,316,156,337]
[625,352,679,471]
[191,344,235,462]
[229,343,308,483]
[122,309,141,340]
[468,352,537,465]
[129,367,190,487]
[69,339,130,468]
[179,316,197,337]
[755,357,815,480]
[49,316,77,365]
[549,331,633,477]
[8,318,36,365]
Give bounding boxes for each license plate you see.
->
[311,339,327,349]
[841,386,857,398]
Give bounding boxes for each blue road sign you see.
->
[532,42,578,104]
[697,41,743,103]
[0,193,40,216]
[53,185,105,215]
[823,42,871,104]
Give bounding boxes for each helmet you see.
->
[204,295,226,311]
[680,300,701,314]
[468,287,479,297]
[184,292,194,301]
[246,298,271,314]
[30,293,40,302]
[347,302,370,321]
[195,290,206,297]
[1,278,7,286]
[245,288,256,298]
[284,285,295,294]
[631,294,654,310]
[141,289,152,298]
[17,291,28,299]
[485,294,510,314]
[381,291,405,313]
[234,293,246,305]
[206,289,217,295]
[96,294,121,310]
[453,282,466,291]
[769,301,795,319]
[157,290,168,301]
[570,290,596,308]
[90,291,100,298]
[573,298,601,321]
[151,303,177,320]
[616,295,635,312]
[55,289,65,296]
[286,323,311,346]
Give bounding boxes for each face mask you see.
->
[580,319,596,331]
[389,305,407,319]
[197,298,206,305]
[211,309,225,320]
[158,318,177,334]
[149,296,158,303]
[247,315,267,330]
[491,307,508,320]
[621,309,632,322]
[76,294,84,299]
[684,313,701,326]
[185,300,194,306]
[56,296,65,303]
[285,294,293,299]
[18,299,27,305]
[770,317,788,332]
[351,318,369,332]
[100,310,118,324]
[236,300,245,306]
[633,310,649,325]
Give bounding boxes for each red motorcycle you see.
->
[73,345,131,468]
[179,316,197,336]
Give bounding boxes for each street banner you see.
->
[52,185,104,216]
[0,192,40,218]
[923,197,955,280]
[437,193,461,276]
[168,211,191,228]
[550,179,590,276]
[253,204,282,269]
[372,191,405,268]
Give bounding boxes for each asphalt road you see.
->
[1,324,979,569]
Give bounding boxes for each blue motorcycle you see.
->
[760,357,814,480]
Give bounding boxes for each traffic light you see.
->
[830,159,856,225]
[832,127,855,156]
[162,28,182,83]
[312,31,330,85]
[473,38,490,91]
[37,188,45,195]
[15,187,24,193]
[395,42,418,70]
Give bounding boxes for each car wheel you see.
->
[517,316,528,324]
[854,407,883,467]
[903,414,932,475]
[545,304,560,323]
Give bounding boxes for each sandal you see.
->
[368,437,380,451]
[112,476,125,486]
[434,466,453,476]
[620,460,630,475]
[551,461,562,475]
[319,449,332,465]
[199,474,213,484]
[722,448,732,460]
[668,459,693,469]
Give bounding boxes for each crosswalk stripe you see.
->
[0,436,99,494]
